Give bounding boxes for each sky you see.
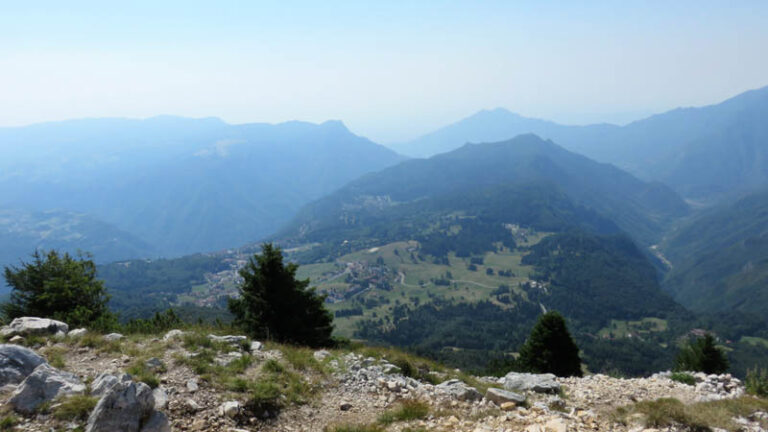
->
[1,1,767,143]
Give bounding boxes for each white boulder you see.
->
[9,363,86,413]
[1,317,69,338]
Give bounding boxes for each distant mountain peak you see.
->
[319,119,350,132]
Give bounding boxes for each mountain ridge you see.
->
[393,85,768,203]
[0,117,406,259]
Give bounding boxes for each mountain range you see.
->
[0,117,404,264]
[2,86,768,373]
[393,86,768,203]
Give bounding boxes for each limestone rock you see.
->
[162,329,184,341]
[151,387,168,410]
[208,334,247,345]
[214,351,243,366]
[503,372,561,394]
[103,333,124,342]
[435,379,482,401]
[91,372,132,397]
[9,363,85,413]
[485,387,526,406]
[186,378,199,392]
[68,328,88,338]
[144,357,164,372]
[85,380,155,432]
[314,350,331,361]
[544,418,568,432]
[250,341,263,352]
[0,317,69,338]
[0,344,46,386]
[139,410,171,432]
[218,400,241,418]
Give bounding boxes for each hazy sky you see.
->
[1,1,767,142]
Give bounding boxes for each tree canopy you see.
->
[228,243,334,347]
[675,333,730,374]
[517,311,583,377]
[2,250,115,328]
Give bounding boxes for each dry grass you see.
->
[615,396,768,431]
[377,399,430,425]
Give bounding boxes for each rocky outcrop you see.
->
[651,371,745,401]
[9,363,85,413]
[502,372,561,394]
[85,380,160,432]
[0,317,69,338]
[0,344,46,386]
[208,334,247,345]
[91,372,132,397]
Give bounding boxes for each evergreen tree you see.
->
[228,243,334,347]
[2,250,116,328]
[517,311,582,377]
[675,333,729,374]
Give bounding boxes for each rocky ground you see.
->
[1,317,767,432]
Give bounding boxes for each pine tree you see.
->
[517,311,582,377]
[675,333,729,374]
[228,243,334,347]
[2,250,115,328]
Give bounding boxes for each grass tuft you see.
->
[126,361,161,389]
[669,372,696,386]
[377,400,430,425]
[43,346,68,369]
[0,415,18,431]
[746,368,768,397]
[324,424,384,432]
[280,346,323,372]
[52,395,98,421]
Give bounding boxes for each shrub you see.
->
[122,309,183,335]
[669,372,696,386]
[675,333,729,374]
[0,415,18,431]
[745,368,768,397]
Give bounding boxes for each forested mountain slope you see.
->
[283,134,688,247]
[661,189,768,314]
